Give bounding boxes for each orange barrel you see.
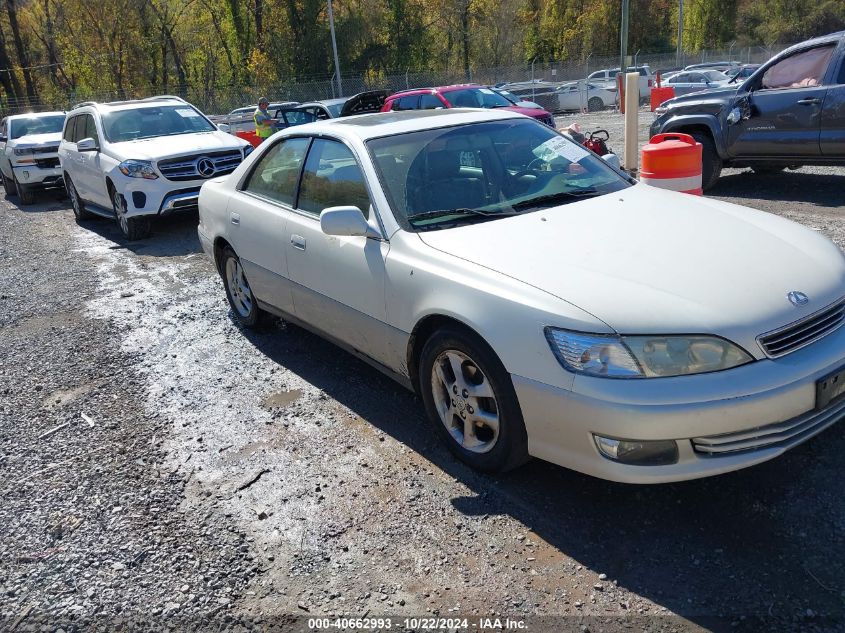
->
[650,86,675,111]
[640,133,703,195]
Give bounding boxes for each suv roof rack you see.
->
[140,95,187,103]
[71,101,99,109]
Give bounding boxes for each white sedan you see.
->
[555,82,617,111]
[197,109,845,483]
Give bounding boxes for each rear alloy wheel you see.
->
[66,177,92,222]
[111,187,150,240]
[587,96,604,112]
[2,171,16,196]
[220,247,268,328]
[420,326,529,472]
[690,131,722,191]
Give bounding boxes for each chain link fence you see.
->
[0,43,792,118]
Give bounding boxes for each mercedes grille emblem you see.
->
[787,291,809,307]
[196,157,216,178]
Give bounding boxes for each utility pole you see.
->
[676,0,684,67]
[620,0,629,75]
[327,0,342,97]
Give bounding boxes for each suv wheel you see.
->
[419,326,529,472]
[66,177,92,222]
[2,171,16,196]
[111,188,150,240]
[690,131,722,191]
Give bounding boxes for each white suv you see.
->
[59,96,251,240]
[0,111,66,204]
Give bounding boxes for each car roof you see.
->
[280,108,524,142]
[7,111,65,120]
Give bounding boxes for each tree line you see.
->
[0,0,843,109]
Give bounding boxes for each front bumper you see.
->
[13,165,63,189]
[118,176,201,218]
[514,325,845,483]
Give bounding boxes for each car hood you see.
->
[109,131,247,161]
[14,132,62,147]
[661,85,740,109]
[416,184,845,352]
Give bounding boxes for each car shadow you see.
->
[6,189,68,212]
[237,317,844,626]
[77,211,202,257]
[711,169,845,208]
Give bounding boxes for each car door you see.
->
[285,137,391,366]
[226,136,310,315]
[78,114,112,207]
[726,43,836,158]
[820,50,845,156]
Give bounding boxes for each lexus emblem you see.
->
[196,157,215,177]
[787,291,809,307]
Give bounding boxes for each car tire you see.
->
[16,178,35,205]
[690,131,722,191]
[419,325,529,473]
[111,187,150,240]
[2,171,17,196]
[587,96,604,112]
[66,177,92,222]
[219,246,269,329]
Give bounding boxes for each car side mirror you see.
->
[320,206,380,238]
[217,123,230,133]
[602,153,621,170]
[726,107,742,125]
[77,137,98,152]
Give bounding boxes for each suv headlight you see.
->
[654,105,669,115]
[118,160,158,179]
[13,148,32,156]
[544,328,752,378]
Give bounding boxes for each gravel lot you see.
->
[1,115,843,632]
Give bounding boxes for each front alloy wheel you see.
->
[419,326,529,472]
[112,188,150,240]
[431,349,500,453]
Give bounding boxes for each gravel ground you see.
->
[1,120,843,633]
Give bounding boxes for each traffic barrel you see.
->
[640,133,703,195]
[650,86,675,111]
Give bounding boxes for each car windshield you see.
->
[326,102,344,117]
[443,88,514,109]
[702,70,729,81]
[367,119,630,231]
[10,114,65,139]
[102,105,215,142]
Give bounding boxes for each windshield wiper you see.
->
[512,188,602,210]
[407,207,519,224]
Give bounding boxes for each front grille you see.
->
[31,145,59,155]
[35,157,60,169]
[758,298,845,357]
[157,149,243,181]
[692,396,845,456]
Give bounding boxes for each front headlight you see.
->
[545,328,752,378]
[654,105,668,115]
[118,160,158,179]
[13,148,32,156]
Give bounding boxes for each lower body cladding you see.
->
[514,325,845,483]
[120,181,201,218]
[13,165,64,190]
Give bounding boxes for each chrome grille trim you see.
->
[757,298,845,358]
[692,396,845,455]
[157,150,243,181]
[31,145,60,155]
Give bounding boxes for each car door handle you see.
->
[796,97,821,105]
[291,234,306,250]
[230,212,240,225]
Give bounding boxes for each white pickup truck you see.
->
[586,65,655,102]
[0,112,66,204]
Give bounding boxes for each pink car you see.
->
[381,84,556,128]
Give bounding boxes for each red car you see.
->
[381,84,556,128]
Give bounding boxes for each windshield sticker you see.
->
[175,108,200,118]
[533,136,590,163]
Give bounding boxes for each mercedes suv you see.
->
[59,96,251,240]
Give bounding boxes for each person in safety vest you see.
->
[253,97,280,141]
